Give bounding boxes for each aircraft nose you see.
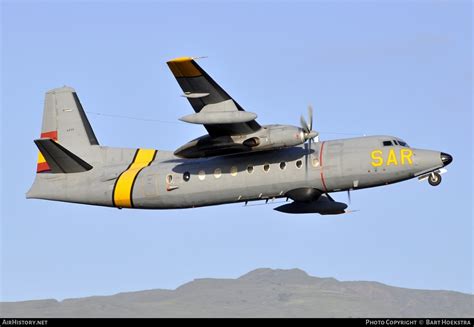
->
[440,152,453,166]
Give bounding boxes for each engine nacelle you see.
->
[248,125,305,151]
[174,124,307,158]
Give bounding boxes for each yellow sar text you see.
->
[371,149,413,167]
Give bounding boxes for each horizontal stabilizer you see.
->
[34,138,93,173]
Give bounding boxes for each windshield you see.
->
[397,140,409,147]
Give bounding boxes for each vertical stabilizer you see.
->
[37,87,99,173]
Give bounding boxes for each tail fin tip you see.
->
[46,85,76,94]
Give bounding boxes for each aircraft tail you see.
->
[36,87,99,173]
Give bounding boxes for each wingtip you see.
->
[166,57,202,77]
[167,56,194,63]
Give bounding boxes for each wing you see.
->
[166,57,261,137]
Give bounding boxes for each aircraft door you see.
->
[144,174,158,197]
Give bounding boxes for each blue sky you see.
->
[1,1,472,301]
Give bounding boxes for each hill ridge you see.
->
[2,268,472,318]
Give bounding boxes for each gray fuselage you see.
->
[27,135,447,210]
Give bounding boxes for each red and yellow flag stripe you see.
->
[37,131,58,173]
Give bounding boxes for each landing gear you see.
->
[428,172,442,186]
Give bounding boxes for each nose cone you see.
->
[440,152,453,166]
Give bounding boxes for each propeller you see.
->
[300,105,319,142]
[347,189,352,205]
[301,105,319,176]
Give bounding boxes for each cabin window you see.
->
[183,172,190,182]
[247,165,254,174]
[296,160,303,169]
[198,170,206,181]
[230,166,238,176]
[263,163,270,172]
[311,156,320,167]
[214,168,222,179]
[279,162,286,170]
[382,141,393,146]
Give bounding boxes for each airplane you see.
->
[27,57,453,215]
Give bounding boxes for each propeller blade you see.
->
[300,115,310,133]
[305,142,309,176]
[307,138,311,175]
[347,189,351,205]
[301,104,319,143]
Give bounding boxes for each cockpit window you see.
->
[393,140,399,145]
[383,141,393,146]
[398,140,409,147]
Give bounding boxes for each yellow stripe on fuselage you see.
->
[113,149,157,208]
